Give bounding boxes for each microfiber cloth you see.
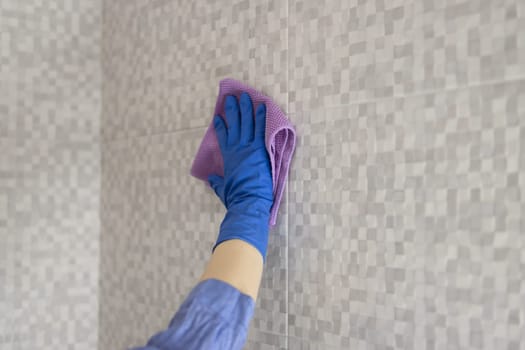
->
[191,78,296,226]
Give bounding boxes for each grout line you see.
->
[285,0,290,348]
[101,125,209,144]
[286,0,290,116]
[99,76,525,145]
[98,2,106,348]
[285,179,290,347]
[288,76,525,114]
[0,135,101,142]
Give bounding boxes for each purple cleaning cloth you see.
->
[191,78,296,226]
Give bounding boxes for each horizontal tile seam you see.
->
[289,76,525,114]
[0,136,101,144]
[100,125,208,144]
[100,76,525,143]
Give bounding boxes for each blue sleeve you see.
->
[131,279,255,350]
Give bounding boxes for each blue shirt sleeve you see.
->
[131,279,255,350]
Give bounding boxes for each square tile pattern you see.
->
[1,0,101,349]
[102,0,288,140]
[1,139,100,350]
[288,81,525,349]
[2,0,524,349]
[288,0,525,112]
[99,131,221,348]
[99,130,288,349]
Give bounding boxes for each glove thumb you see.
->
[208,174,226,205]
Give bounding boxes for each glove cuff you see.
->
[214,201,271,261]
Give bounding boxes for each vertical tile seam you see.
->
[284,0,290,348]
[97,1,106,348]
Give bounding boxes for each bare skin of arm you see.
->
[199,93,271,302]
[200,239,263,300]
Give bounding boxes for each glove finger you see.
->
[213,115,228,153]
[239,92,254,144]
[255,103,267,143]
[225,95,241,145]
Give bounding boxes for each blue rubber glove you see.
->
[208,93,273,259]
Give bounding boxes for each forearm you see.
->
[135,93,271,350]
[200,239,263,300]
[203,93,272,300]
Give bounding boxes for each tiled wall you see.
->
[0,0,101,349]
[99,0,525,349]
[99,1,288,348]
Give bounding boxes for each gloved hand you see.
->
[208,92,273,259]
